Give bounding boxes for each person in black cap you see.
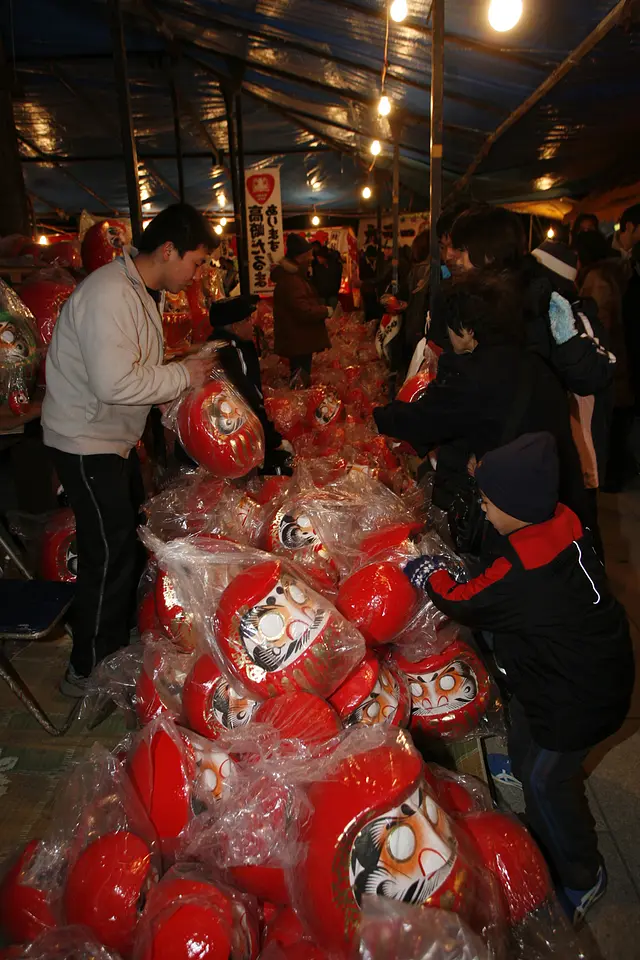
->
[272,234,333,385]
[405,431,634,925]
[311,243,343,309]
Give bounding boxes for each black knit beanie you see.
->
[475,432,559,524]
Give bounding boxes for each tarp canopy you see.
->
[4,0,640,221]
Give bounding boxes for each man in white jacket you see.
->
[42,204,218,696]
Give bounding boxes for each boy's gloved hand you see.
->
[549,293,578,345]
[404,554,452,590]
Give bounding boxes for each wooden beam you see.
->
[17,135,121,214]
[28,191,68,219]
[452,0,628,195]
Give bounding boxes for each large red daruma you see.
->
[40,508,77,582]
[329,650,411,729]
[216,560,364,699]
[390,638,492,741]
[457,811,552,926]
[18,278,75,347]
[81,220,129,274]
[336,561,420,647]
[297,733,478,957]
[64,831,155,956]
[177,379,265,479]
[137,873,234,960]
[0,839,56,945]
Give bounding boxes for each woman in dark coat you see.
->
[272,234,332,385]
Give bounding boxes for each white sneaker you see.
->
[59,665,89,698]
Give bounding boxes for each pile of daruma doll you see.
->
[0,303,585,960]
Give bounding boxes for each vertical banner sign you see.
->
[245,168,284,295]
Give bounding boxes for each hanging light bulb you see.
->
[362,185,372,200]
[488,0,523,32]
[214,224,224,236]
[547,226,555,240]
[217,191,227,208]
[370,139,382,156]
[390,0,408,23]
[220,218,228,227]
[378,95,391,117]
[38,235,49,246]
[311,215,320,227]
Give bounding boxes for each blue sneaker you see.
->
[486,752,522,789]
[560,864,608,926]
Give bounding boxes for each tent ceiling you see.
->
[4,0,640,220]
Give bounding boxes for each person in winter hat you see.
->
[405,432,634,926]
[272,234,333,385]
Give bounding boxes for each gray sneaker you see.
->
[59,665,89,698]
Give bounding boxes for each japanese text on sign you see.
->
[245,169,284,294]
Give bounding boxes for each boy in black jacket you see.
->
[406,432,634,924]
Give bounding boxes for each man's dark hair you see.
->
[574,230,610,268]
[450,205,526,271]
[434,272,524,346]
[619,204,640,231]
[436,201,472,240]
[137,203,219,256]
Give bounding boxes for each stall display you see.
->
[0,279,40,412]
[81,219,130,274]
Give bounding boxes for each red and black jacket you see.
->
[427,505,634,752]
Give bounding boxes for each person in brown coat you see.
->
[272,234,332,385]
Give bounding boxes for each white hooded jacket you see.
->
[42,249,190,458]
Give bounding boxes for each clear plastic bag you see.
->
[424,764,494,818]
[163,360,265,479]
[22,745,159,958]
[142,470,227,540]
[358,898,490,960]
[0,840,57,946]
[18,925,123,960]
[140,530,366,702]
[17,269,76,347]
[133,862,259,960]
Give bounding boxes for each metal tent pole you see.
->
[429,0,445,316]
[170,60,186,203]
[0,38,30,236]
[108,0,143,242]
[234,92,250,295]
[391,130,401,296]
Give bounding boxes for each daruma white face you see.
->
[349,783,456,907]
[239,573,330,673]
[210,392,247,436]
[409,660,478,717]
[348,666,401,728]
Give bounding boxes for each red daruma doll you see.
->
[176,376,265,479]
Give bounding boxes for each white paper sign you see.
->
[244,167,284,294]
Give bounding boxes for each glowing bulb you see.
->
[488,0,523,32]
[362,185,372,200]
[217,192,226,208]
[311,215,320,227]
[614,222,621,232]
[311,180,322,192]
[370,140,381,156]
[38,235,49,245]
[378,95,391,117]
[214,224,223,235]
[546,227,555,240]
[220,218,227,227]
[390,0,408,23]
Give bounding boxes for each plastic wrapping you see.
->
[215,558,366,700]
[0,840,57,946]
[389,637,493,742]
[182,653,261,740]
[165,361,265,479]
[336,561,421,647]
[0,279,40,411]
[142,470,226,540]
[142,528,366,702]
[254,692,343,747]
[39,508,77,582]
[20,745,159,958]
[358,899,490,960]
[425,765,493,818]
[15,926,123,959]
[162,289,192,356]
[293,725,495,958]
[133,863,258,960]
[328,650,411,730]
[18,270,76,347]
